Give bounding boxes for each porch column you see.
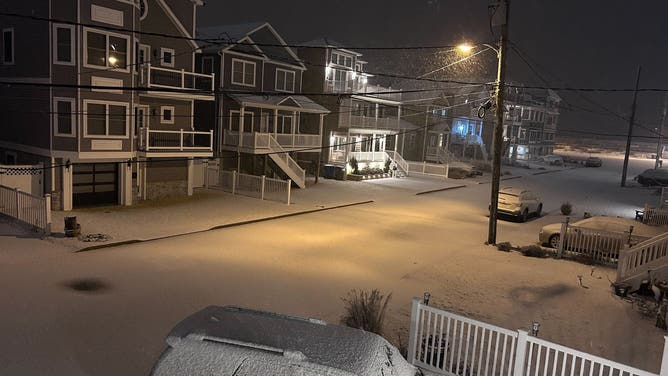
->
[61,164,73,211]
[343,129,351,181]
[394,133,398,153]
[292,111,297,148]
[372,132,376,161]
[239,106,245,148]
[273,108,279,139]
[119,161,132,206]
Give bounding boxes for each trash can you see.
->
[64,216,81,237]
[323,164,336,179]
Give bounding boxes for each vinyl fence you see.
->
[407,161,449,178]
[643,204,668,226]
[0,184,51,234]
[213,170,291,204]
[408,298,666,376]
[554,218,636,264]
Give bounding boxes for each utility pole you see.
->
[655,94,668,169]
[487,0,510,245]
[621,65,642,187]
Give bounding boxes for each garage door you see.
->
[73,163,118,207]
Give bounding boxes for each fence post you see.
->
[422,161,426,174]
[661,335,668,376]
[627,226,634,247]
[513,330,529,376]
[44,194,51,235]
[558,217,569,258]
[261,175,266,200]
[407,297,421,365]
[232,170,237,195]
[445,162,449,179]
[286,179,292,205]
[179,129,184,151]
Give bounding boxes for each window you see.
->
[54,98,75,136]
[161,106,175,124]
[330,51,353,68]
[278,115,292,133]
[333,136,346,152]
[160,47,174,67]
[201,56,214,74]
[231,59,255,86]
[2,28,13,65]
[275,68,295,92]
[137,43,149,67]
[54,25,75,65]
[229,110,254,131]
[85,29,129,70]
[139,0,148,20]
[4,151,17,165]
[521,108,529,120]
[84,101,128,137]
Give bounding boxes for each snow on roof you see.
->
[227,94,330,114]
[299,38,363,56]
[158,306,415,376]
[197,22,266,47]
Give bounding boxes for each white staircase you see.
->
[436,146,473,170]
[385,150,409,177]
[616,232,668,291]
[268,135,306,188]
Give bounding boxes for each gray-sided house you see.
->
[0,0,214,210]
[194,22,329,189]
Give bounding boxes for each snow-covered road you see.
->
[0,156,663,375]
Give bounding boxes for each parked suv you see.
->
[491,187,543,222]
[151,306,419,376]
[585,157,602,167]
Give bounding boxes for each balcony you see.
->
[139,64,215,101]
[139,127,213,157]
[347,115,399,130]
[222,130,321,153]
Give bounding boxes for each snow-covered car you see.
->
[537,154,564,166]
[585,157,602,167]
[151,306,420,376]
[491,187,543,222]
[635,168,668,186]
[539,216,662,249]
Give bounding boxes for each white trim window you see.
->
[275,68,295,93]
[84,100,129,138]
[231,58,255,87]
[84,28,129,71]
[161,106,175,124]
[330,51,352,68]
[160,47,174,67]
[53,24,75,65]
[54,97,76,137]
[2,28,14,65]
[229,110,254,131]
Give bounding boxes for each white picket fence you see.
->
[555,219,636,264]
[643,204,668,226]
[407,161,450,179]
[0,184,51,234]
[408,298,666,376]
[214,170,291,205]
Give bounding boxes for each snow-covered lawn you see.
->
[0,154,664,375]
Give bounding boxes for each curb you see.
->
[415,185,467,195]
[75,200,375,253]
[477,175,523,185]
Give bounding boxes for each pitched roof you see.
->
[227,94,330,114]
[197,22,267,44]
[300,38,363,56]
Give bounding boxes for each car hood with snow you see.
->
[151,306,417,376]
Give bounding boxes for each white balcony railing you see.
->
[348,115,399,130]
[140,63,215,95]
[223,130,321,150]
[139,127,213,152]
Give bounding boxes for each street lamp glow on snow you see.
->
[457,44,474,53]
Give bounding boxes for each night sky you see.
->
[198,1,668,140]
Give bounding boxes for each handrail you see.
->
[617,231,668,282]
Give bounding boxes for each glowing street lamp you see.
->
[457,43,474,53]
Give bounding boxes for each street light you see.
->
[457,43,474,53]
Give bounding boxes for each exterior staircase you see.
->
[436,146,473,170]
[385,150,409,177]
[616,231,668,291]
[268,135,306,188]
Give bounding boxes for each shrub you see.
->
[496,242,513,252]
[384,159,391,173]
[349,157,359,174]
[561,202,573,215]
[520,245,547,258]
[361,166,372,175]
[341,289,392,335]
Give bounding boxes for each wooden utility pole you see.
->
[655,94,668,169]
[487,0,510,245]
[621,65,642,187]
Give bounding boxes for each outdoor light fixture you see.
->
[457,43,474,53]
[531,321,540,336]
[423,292,431,306]
[108,56,118,66]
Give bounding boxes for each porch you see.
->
[138,127,214,157]
[139,63,215,101]
[222,130,321,154]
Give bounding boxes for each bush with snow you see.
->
[561,202,573,215]
[341,289,391,335]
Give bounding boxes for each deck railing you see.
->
[139,127,213,152]
[616,232,668,290]
[141,63,215,94]
[408,298,665,376]
[0,184,51,234]
[223,130,321,150]
[214,170,291,204]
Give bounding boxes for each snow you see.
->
[0,154,665,375]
